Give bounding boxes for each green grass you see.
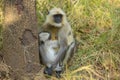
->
[36,0,120,79]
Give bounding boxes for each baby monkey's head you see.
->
[39,32,51,44]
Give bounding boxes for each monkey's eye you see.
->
[53,14,63,23]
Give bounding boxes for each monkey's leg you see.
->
[56,42,76,78]
[56,71,62,78]
[54,63,63,78]
[63,42,76,65]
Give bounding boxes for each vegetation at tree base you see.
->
[37,0,120,79]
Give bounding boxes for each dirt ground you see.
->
[0,63,49,80]
[0,55,49,80]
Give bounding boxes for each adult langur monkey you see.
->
[39,8,76,78]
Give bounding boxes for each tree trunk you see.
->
[0,0,41,79]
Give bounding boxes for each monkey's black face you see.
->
[53,14,63,23]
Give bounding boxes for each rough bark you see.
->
[0,0,41,79]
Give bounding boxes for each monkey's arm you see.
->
[52,26,75,68]
[39,45,46,65]
[52,37,68,68]
[63,41,76,64]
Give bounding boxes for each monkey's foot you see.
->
[56,71,62,78]
[44,67,53,76]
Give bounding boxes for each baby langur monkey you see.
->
[39,32,62,76]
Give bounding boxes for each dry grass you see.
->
[36,0,120,80]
